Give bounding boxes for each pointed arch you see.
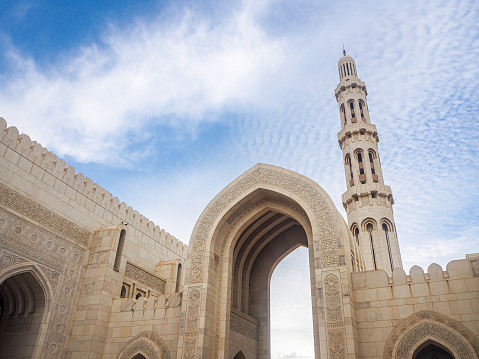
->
[381,218,394,232]
[117,331,171,359]
[180,164,350,359]
[348,99,357,123]
[361,218,377,232]
[383,311,479,359]
[234,350,247,359]
[0,263,54,358]
[0,262,54,307]
[340,104,347,125]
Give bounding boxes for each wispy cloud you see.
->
[0,0,286,163]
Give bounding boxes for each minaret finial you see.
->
[343,45,346,56]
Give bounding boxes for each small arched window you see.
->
[366,222,377,270]
[120,286,126,298]
[349,100,356,123]
[356,151,366,183]
[354,227,359,245]
[359,100,366,120]
[340,104,346,125]
[175,263,183,292]
[135,293,142,300]
[345,154,353,186]
[382,220,394,271]
[114,229,126,271]
[368,150,378,182]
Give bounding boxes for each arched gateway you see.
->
[177,164,357,359]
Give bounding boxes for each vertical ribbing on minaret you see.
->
[335,52,403,276]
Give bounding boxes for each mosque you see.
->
[0,52,477,359]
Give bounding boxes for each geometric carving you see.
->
[328,329,347,359]
[5,316,33,332]
[0,183,91,247]
[384,311,479,359]
[189,166,337,284]
[185,289,201,334]
[117,331,171,359]
[230,311,259,341]
[397,323,472,359]
[0,250,28,271]
[183,338,197,359]
[0,208,86,359]
[0,252,61,294]
[324,274,343,323]
[38,265,61,294]
[124,262,166,293]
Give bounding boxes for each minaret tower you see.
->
[335,50,402,276]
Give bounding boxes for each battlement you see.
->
[0,117,188,258]
[352,255,478,291]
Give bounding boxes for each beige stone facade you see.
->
[0,53,477,359]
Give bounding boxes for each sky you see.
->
[1,0,478,357]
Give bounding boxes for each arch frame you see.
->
[0,262,55,358]
[179,164,354,359]
[383,311,479,359]
[117,331,171,359]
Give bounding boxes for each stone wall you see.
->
[352,256,479,359]
[0,117,187,358]
[103,294,183,358]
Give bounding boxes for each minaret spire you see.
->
[335,52,403,275]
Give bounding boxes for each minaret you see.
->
[335,50,402,275]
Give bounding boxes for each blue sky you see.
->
[1,1,478,357]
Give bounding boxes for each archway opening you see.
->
[131,354,147,359]
[270,247,314,359]
[228,198,315,358]
[0,271,46,358]
[413,343,454,359]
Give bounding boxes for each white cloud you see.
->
[0,0,286,163]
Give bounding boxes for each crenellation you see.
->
[0,118,188,264]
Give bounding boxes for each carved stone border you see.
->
[117,331,171,359]
[384,311,479,359]
[0,184,91,247]
[397,322,471,359]
[189,166,336,285]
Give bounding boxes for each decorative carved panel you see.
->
[183,338,197,359]
[0,207,86,359]
[230,311,259,341]
[0,183,91,247]
[397,323,472,359]
[324,274,343,323]
[328,329,347,359]
[185,289,201,334]
[5,316,33,332]
[384,311,479,359]
[124,262,166,293]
